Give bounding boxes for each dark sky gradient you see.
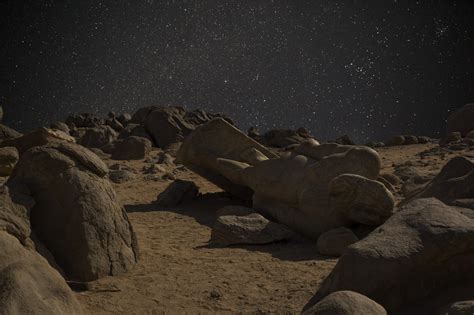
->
[1,0,473,142]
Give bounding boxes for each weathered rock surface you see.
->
[303,198,474,313]
[316,227,359,257]
[329,174,394,226]
[7,142,138,281]
[109,169,136,184]
[156,179,199,206]
[262,128,314,148]
[438,300,474,315]
[118,123,152,142]
[303,291,387,315]
[66,113,104,128]
[447,103,474,136]
[50,121,70,134]
[210,209,293,246]
[0,128,75,154]
[0,147,19,176]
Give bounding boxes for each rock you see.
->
[216,206,256,217]
[0,124,22,141]
[447,103,474,136]
[117,113,132,126]
[156,179,199,206]
[178,119,382,239]
[440,132,462,146]
[379,172,401,186]
[109,136,152,160]
[50,121,70,134]
[0,233,83,314]
[157,152,174,164]
[466,130,474,140]
[334,135,355,145]
[118,123,153,142]
[417,136,430,144]
[303,291,387,315]
[0,185,82,314]
[329,174,394,226]
[376,175,396,192]
[247,127,260,138]
[176,118,278,200]
[403,135,418,145]
[210,211,293,246]
[0,147,19,176]
[393,166,421,181]
[136,106,232,148]
[7,142,138,281]
[66,113,103,128]
[142,164,166,174]
[0,127,75,154]
[401,156,474,207]
[106,118,124,132]
[401,175,432,197]
[386,135,405,146]
[439,300,474,315]
[80,126,117,148]
[263,129,312,148]
[109,170,136,183]
[303,198,474,313]
[316,227,359,257]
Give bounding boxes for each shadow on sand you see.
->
[125,192,332,263]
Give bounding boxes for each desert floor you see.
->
[76,143,472,314]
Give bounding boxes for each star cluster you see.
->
[1,0,473,142]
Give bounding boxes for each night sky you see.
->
[1,1,473,142]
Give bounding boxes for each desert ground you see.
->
[75,143,471,314]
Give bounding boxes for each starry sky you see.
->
[1,0,473,142]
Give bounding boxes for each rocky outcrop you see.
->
[303,291,387,315]
[447,103,474,136]
[66,113,104,128]
[303,198,474,313]
[7,142,138,281]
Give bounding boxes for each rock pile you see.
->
[177,118,393,240]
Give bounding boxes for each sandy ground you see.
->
[76,143,473,314]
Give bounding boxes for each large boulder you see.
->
[303,198,474,313]
[263,128,313,148]
[210,207,293,246]
[0,128,75,154]
[80,125,117,148]
[0,186,82,314]
[447,103,474,136]
[7,142,139,281]
[176,118,278,199]
[303,291,387,315]
[386,135,405,146]
[50,121,70,134]
[328,174,394,226]
[0,147,19,176]
[0,124,22,141]
[66,113,104,128]
[118,123,152,142]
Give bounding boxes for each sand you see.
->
[76,143,472,314]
